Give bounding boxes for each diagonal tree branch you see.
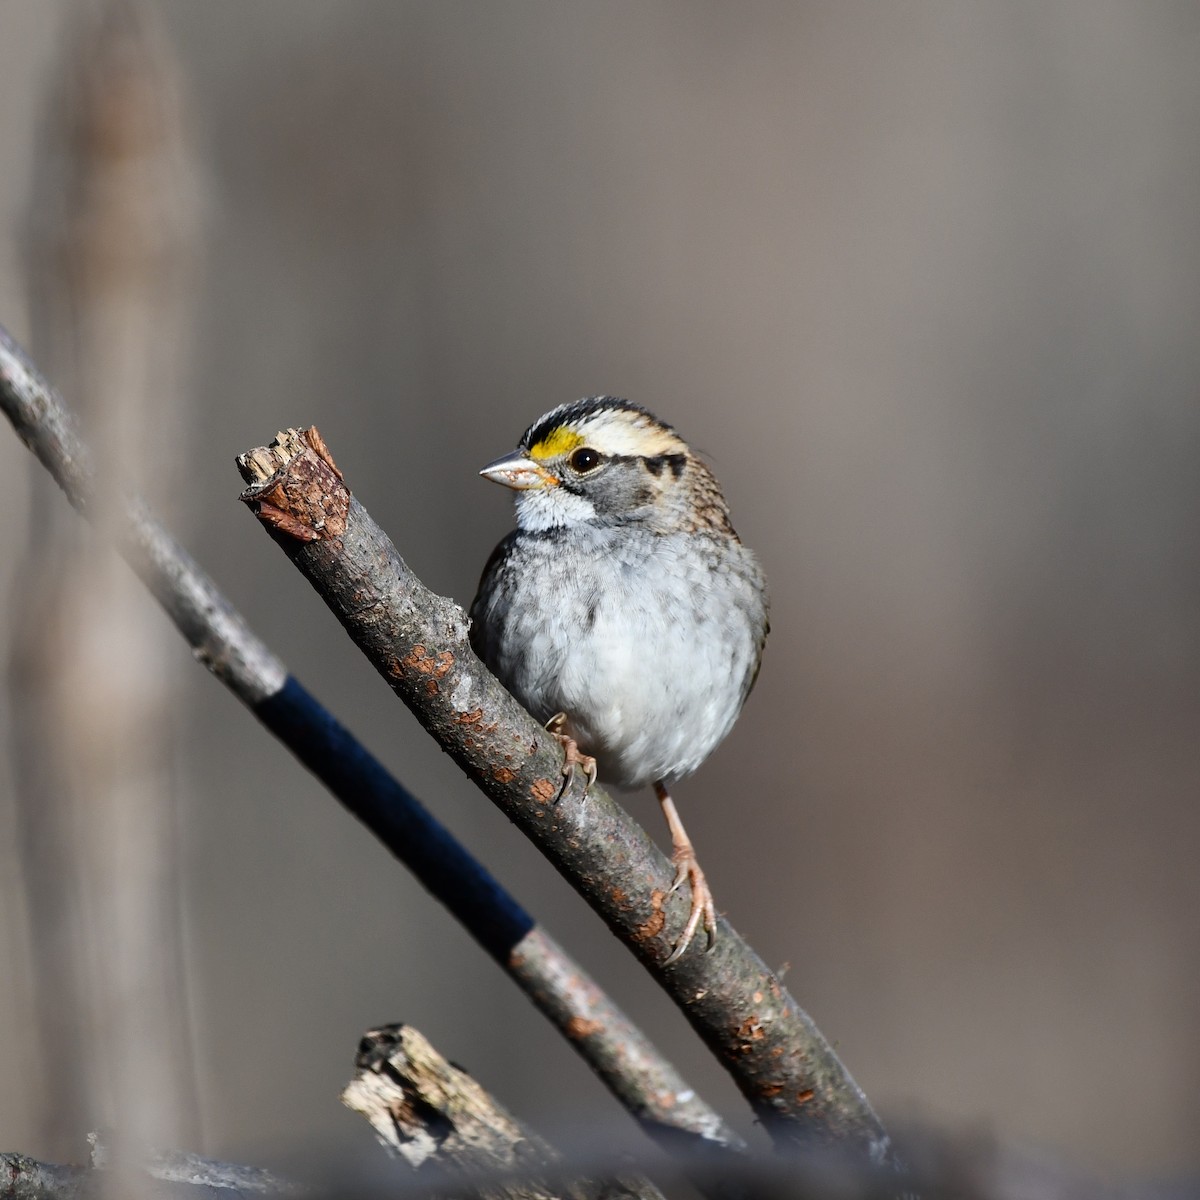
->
[235,428,893,1165]
[0,323,743,1169]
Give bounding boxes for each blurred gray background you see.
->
[1,0,1198,1183]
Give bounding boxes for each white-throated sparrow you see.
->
[469,398,768,961]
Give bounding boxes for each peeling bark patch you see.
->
[736,1015,766,1049]
[255,500,320,542]
[401,646,454,679]
[565,1017,603,1040]
[492,766,516,785]
[796,1089,815,1105]
[529,778,556,804]
[237,428,350,539]
[305,425,344,479]
[635,890,667,942]
[455,707,500,734]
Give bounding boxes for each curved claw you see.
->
[663,851,717,965]
[545,712,597,801]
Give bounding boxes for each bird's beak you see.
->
[479,451,559,491]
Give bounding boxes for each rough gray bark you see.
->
[236,428,892,1164]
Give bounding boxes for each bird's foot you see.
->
[664,847,717,964]
[545,712,597,800]
[654,781,718,964]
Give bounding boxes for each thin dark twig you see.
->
[234,428,893,1165]
[0,323,744,1168]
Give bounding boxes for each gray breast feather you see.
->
[469,526,767,790]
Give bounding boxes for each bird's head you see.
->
[481,397,730,534]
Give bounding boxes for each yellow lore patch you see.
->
[528,426,583,461]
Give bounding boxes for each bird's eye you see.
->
[569,447,601,473]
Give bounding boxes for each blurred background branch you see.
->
[7,0,200,1157]
[1,1125,1162,1200]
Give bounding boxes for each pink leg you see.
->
[655,781,717,963]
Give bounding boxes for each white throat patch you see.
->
[516,486,597,531]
